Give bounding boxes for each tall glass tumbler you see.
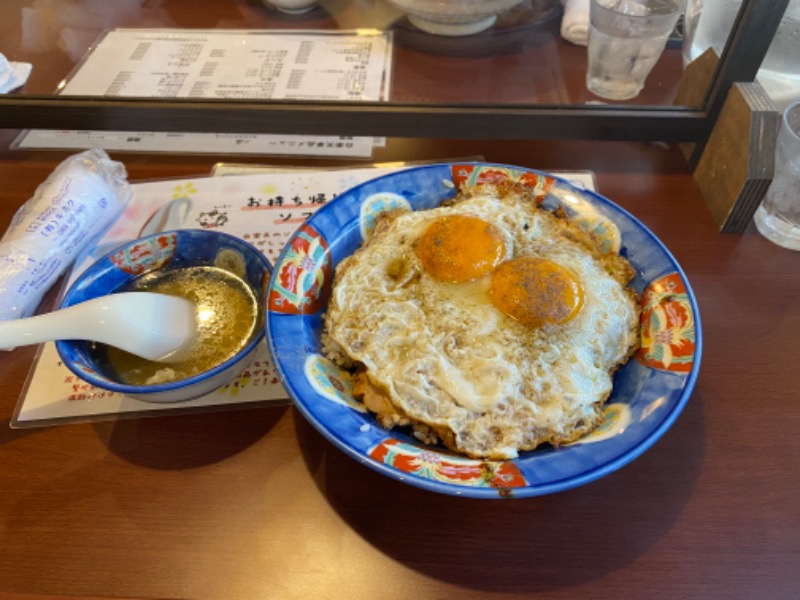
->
[586,0,682,101]
[754,100,800,250]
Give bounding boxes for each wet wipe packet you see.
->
[0,148,131,323]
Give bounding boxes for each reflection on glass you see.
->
[684,0,800,110]
[0,0,689,107]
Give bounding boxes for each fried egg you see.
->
[322,184,640,459]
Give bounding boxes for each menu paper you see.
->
[14,131,377,158]
[14,29,393,157]
[12,167,596,427]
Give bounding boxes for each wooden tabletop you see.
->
[0,134,798,600]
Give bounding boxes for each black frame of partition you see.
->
[0,0,791,145]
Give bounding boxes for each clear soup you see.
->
[94,265,259,386]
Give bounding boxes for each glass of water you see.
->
[586,0,682,101]
[754,100,800,250]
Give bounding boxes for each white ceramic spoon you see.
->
[0,292,198,362]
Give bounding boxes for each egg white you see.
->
[324,188,639,459]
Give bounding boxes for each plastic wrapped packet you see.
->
[0,148,132,323]
[0,52,33,94]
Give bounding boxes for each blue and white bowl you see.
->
[56,229,272,403]
[267,162,702,499]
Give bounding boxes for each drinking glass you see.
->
[754,100,800,250]
[586,0,682,101]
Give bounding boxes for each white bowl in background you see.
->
[263,0,318,14]
[386,0,525,35]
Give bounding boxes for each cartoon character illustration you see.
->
[196,209,229,229]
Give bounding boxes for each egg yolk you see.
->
[489,257,585,327]
[417,215,506,283]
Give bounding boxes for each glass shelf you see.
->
[0,0,791,144]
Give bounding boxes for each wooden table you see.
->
[0,134,798,600]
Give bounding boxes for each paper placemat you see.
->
[11,165,401,427]
[12,167,597,428]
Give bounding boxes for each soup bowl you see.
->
[56,229,271,403]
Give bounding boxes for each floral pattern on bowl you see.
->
[637,272,696,373]
[110,232,177,275]
[451,163,555,199]
[369,439,528,491]
[267,223,331,315]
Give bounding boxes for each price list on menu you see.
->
[61,29,391,101]
[15,29,392,156]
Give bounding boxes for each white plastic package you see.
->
[0,52,33,94]
[0,148,131,322]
